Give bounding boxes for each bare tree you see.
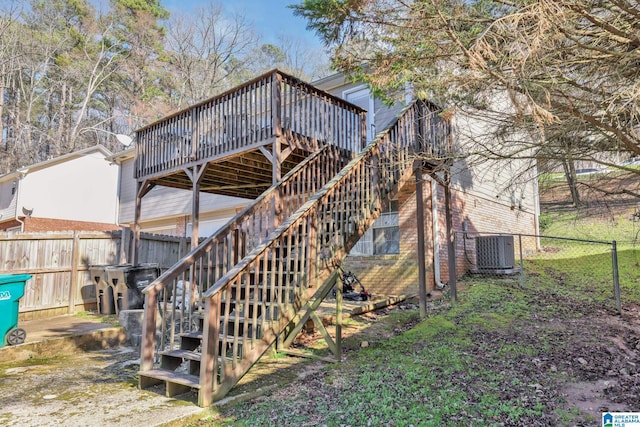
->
[164,1,258,107]
[293,0,640,196]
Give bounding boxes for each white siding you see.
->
[452,104,539,215]
[316,73,540,247]
[316,75,408,140]
[19,152,119,223]
[0,180,17,220]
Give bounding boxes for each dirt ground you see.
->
[540,171,640,218]
[222,295,640,425]
[0,346,205,427]
[1,293,638,426]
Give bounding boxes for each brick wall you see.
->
[343,176,537,297]
[0,219,21,230]
[20,217,121,232]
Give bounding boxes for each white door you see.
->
[344,86,375,144]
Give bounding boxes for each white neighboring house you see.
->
[112,149,250,237]
[0,144,251,236]
[0,145,121,232]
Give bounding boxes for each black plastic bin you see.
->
[89,266,115,315]
[105,264,160,314]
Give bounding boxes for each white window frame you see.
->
[343,85,375,144]
[349,200,399,256]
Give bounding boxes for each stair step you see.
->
[161,348,201,361]
[139,368,201,391]
[179,330,203,339]
[177,330,254,343]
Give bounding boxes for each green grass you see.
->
[527,246,640,307]
[196,241,640,426]
[532,203,640,309]
[540,210,640,243]
[184,197,640,426]
[204,281,568,426]
[0,355,65,378]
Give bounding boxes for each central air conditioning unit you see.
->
[476,235,515,270]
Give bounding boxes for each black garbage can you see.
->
[89,266,115,315]
[106,264,160,314]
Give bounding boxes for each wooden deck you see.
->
[137,99,452,406]
[134,70,366,199]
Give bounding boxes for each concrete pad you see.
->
[20,314,116,342]
[0,314,126,363]
[0,347,206,426]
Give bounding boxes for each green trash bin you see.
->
[0,274,31,348]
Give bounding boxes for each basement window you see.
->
[373,213,400,255]
[350,200,399,256]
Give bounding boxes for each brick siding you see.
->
[20,217,121,232]
[343,177,537,297]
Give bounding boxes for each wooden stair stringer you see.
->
[194,100,439,407]
[208,312,293,401]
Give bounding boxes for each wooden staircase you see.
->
[138,99,449,406]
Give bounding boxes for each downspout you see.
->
[532,162,541,250]
[110,159,122,228]
[430,177,445,289]
[112,157,128,264]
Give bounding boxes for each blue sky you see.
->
[162,0,323,48]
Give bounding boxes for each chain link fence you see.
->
[456,232,629,314]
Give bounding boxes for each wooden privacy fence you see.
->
[0,230,191,319]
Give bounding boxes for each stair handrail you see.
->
[195,99,450,404]
[138,143,349,368]
[201,100,447,299]
[136,98,450,406]
[141,143,346,297]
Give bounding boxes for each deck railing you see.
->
[134,70,365,179]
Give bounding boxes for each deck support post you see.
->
[271,72,283,185]
[414,162,428,318]
[186,164,207,250]
[444,170,457,302]
[133,180,155,265]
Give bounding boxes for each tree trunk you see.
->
[562,160,581,207]
[0,64,4,153]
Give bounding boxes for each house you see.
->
[0,143,252,236]
[0,145,121,232]
[313,73,540,295]
[129,69,541,405]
